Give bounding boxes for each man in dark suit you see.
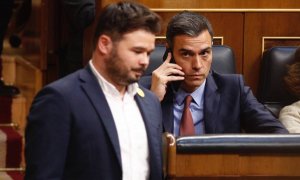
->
[25,2,163,179]
[148,11,288,136]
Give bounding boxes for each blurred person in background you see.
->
[279,47,300,133]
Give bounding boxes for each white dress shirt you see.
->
[90,61,149,180]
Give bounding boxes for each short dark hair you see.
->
[166,11,214,49]
[284,47,300,98]
[93,1,161,48]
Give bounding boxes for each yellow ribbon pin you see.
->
[137,87,145,97]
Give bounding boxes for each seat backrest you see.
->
[143,44,166,77]
[211,45,236,74]
[257,46,298,117]
[139,45,236,89]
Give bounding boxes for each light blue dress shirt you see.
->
[173,80,206,136]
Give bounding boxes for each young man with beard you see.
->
[25,2,163,179]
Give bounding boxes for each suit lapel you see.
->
[161,100,174,133]
[161,87,175,133]
[134,89,162,179]
[134,90,157,148]
[79,66,122,166]
[204,73,220,133]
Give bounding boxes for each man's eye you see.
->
[201,50,211,56]
[201,51,208,56]
[182,52,190,57]
[134,50,145,55]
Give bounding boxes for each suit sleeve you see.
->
[25,86,71,179]
[238,75,289,133]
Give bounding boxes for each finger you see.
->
[163,52,172,63]
[166,75,185,82]
[165,64,184,72]
[164,68,185,76]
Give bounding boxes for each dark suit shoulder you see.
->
[211,71,242,81]
[37,70,88,102]
[209,71,245,91]
[45,69,87,92]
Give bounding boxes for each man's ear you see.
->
[96,34,112,54]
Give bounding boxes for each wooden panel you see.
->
[173,153,300,178]
[1,55,42,135]
[244,12,300,94]
[262,37,300,53]
[168,152,300,179]
[239,154,300,176]
[14,56,42,114]
[101,0,300,8]
[165,133,300,179]
[203,13,243,74]
[176,154,239,176]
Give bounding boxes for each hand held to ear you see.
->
[150,52,184,101]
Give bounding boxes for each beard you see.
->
[105,48,146,86]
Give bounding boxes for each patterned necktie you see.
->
[179,95,195,136]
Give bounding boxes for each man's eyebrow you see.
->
[178,47,212,53]
[178,48,193,53]
[132,46,155,54]
[132,46,146,50]
[201,47,212,52]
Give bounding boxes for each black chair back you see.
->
[211,45,236,74]
[257,46,298,117]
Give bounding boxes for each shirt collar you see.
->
[89,60,138,98]
[175,79,206,106]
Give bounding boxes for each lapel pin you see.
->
[137,87,145,98]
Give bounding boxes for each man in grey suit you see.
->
[25,2,163,179]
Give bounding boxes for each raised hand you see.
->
[150,52,184,101]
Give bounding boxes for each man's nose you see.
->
[193,55,203,69]
[140,53,150,66]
